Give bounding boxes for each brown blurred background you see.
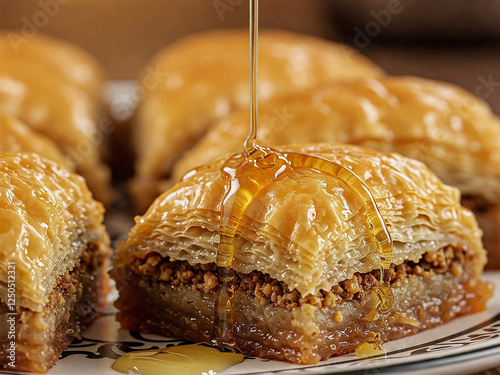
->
[1,0,500,114]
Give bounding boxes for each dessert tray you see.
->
[46,272,500,375]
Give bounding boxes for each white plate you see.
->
[43,272,500,375]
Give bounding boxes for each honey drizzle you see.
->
[244,0,259,155]
[211,0,394,350]
[112,2,394,372]
[213,147,394,344]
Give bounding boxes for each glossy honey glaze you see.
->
[212,0,393,348]
[113,0,391,372]
[212,143,394,346]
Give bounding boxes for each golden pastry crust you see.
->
[173,75,500,203]
[0,33,112,204]
[170,75,500,268]
[131,29,384,211]
[115,143,484,297]
[0,152,110,312]
[0,113,71,170]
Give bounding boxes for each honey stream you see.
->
[211,0,393,349]
[113,1,392,373]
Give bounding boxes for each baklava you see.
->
[112,143,493,364]
[130,29,384,211]
[0,152,112,373]
[172,76,500,269]
[0,32,113,204]
[0,113,71,170]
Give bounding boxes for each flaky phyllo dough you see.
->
[112,143,493,364]
[170,75,500,268]
[0,152,111,373]
[130,29,384,211]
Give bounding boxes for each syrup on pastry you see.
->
[355,331,386,357]
[212,0,393,352]
[113,1,391,372]
[113,2,255,374]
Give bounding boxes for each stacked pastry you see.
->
[0,27,495,369]
[0,152,111,373]
[0,32,113,204]
[130,29,385,212]
[0,33,113,373]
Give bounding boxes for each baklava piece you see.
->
[0,113,71,170]
[0,152,112,373]
[112,143,493,364]
[130,29,384,211]
[172,76,500,269]
[0,32,112,204]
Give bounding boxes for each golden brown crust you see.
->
[0,152,110,311]
[173,75,500,204]
[115,143,485,297]
[130,29,384,211]
[0,32,112,204]
[114,142,492,364]
[169,75,500,268]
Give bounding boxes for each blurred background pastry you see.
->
[0,32,113,204]
[2,0,498,113]
[130,29,383,212]
[0,113,72,170]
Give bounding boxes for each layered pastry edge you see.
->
[0,152,112,373]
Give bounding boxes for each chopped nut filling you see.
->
[127,245,468,310]
[46,241,102,311]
